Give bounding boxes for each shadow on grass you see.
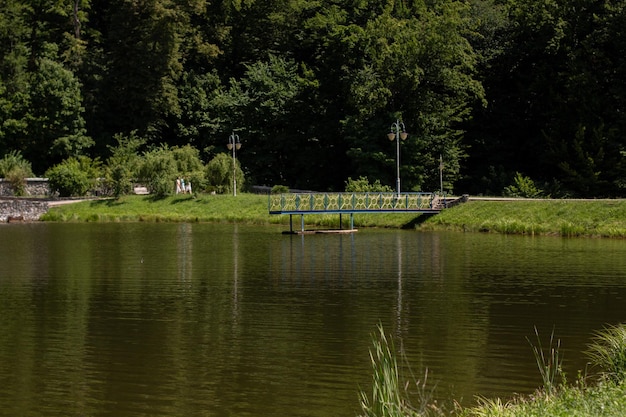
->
[401,213,437,229]
[144,195,169,202]
[170,196,196,204]
[90,198,124,207]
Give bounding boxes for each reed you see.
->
[358,324,445,417]
[526,326,564,394]
[586,323,626,384]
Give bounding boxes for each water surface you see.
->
[1,223,625,416]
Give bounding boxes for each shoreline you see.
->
[37,193,626,238]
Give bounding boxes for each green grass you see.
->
[41,194,626,237]
[459,381,626,417]
[40,193,423,228]
[361,324,626,417]
[41,193,277,224]
[421,199,626,237]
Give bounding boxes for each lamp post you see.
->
[387,120,408,194]
[227,132,241,196]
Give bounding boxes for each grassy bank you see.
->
[360,324,626,417]
[422,198,626,237]
[40,193,419,228]
[41,194,626,237]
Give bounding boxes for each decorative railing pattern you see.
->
[269,192,439,214]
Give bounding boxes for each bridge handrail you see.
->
[268,192,437,213]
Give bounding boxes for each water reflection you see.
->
[1,224,626,416]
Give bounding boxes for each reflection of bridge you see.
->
[269,192,459,234]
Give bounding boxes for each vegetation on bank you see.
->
[422,199,626,238]
[42,194,626,238]
[360,324,626,417]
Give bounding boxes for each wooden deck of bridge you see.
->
[268,192,461,234]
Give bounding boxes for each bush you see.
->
[503,172,544,198]
[46,157,96,197]
[271,185,289,194]
[206,153,244,194]
[0,151,35,196]
[172,144,206,192]
[138,145,178,197]
[345,176,393,193]
[105,131,146,197]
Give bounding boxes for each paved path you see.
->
[47,198,107,207]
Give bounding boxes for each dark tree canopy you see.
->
[1,0,626,197]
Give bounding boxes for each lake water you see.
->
[1,223,626,416]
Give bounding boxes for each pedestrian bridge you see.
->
[268,192,448,234]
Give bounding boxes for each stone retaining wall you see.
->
[0,178,50,197]
[0,198,49,222]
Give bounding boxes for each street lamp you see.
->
[227,132,241,196]
[387,120,408,194]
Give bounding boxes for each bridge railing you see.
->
[268,192,438,213]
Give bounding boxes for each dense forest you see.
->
[1,0,626,197]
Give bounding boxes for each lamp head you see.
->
[400,131,408,140]
[387,132,396,141]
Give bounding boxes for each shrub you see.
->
[503,172,544,198]
[345,176,393,193]
[105,131,146,197]
[172,144,206,192]
[138,145,178,197]
[46,157,96,197]
[206,153,244,194]
[0,151,35,196]
[271,185,289,194]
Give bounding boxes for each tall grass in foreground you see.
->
[358,324,445,417]
[587,324,626,383]
[460,324,626,417]
[527,326,564,394]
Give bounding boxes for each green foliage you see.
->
[587,324,626,384]
[0,150,34,178]
[46,156,100,197]
[28,51,93,168]
[345,176,393,193]
[503,172,544,198]
[138,145,178,197]
[461,380,626,417]
[271,185,289,194]
[105,131,146,197]
[0,150,34,196]
[3,0,626,197]
[358,324,443,417]
[527,327,564,394]
[171,144,205,191]
[206,152,244,194]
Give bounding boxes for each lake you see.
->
[1,223,625,416]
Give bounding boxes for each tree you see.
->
[104,131,146,197]
[206,152,244,194]
[27,49,93,170]
[138,145,178,197]
[171,144,206,191]
[338,2,484,192]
